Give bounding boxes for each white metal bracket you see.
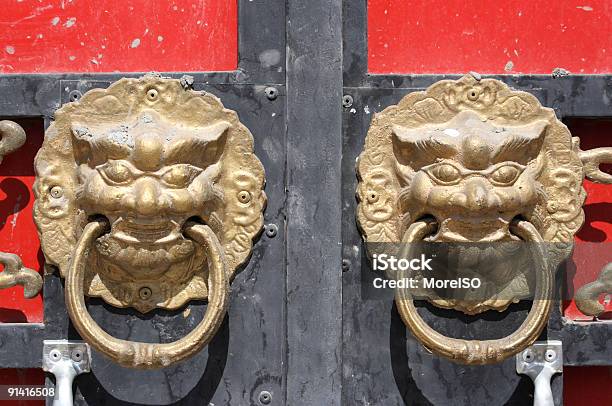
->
[42,340,91,406]
[516,340,563,406]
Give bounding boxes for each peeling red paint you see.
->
[0,0,237,73]
[368,0,611,74]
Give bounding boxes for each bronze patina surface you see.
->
[356,75,612,364]
[34,75,266,368]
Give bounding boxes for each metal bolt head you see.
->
[68,90,82,102]
[49,349,62,362]
[71,349,83,362]
[545,349,556,362]
[138,287,152,300]
[265,224,278,238]
[522,349,534,362]
[147,88,159,101]
[265,87,278,100]
[258,390,272,405]
[342,94,353,108]
[50,186,63,198]
[238,190,251,204]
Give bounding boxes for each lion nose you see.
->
[464,178,489,210]
[134,178,160,216]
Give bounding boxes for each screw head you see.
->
[265,224,278,238]
[522,349,534,362]
[238,190,251,204]
[71,349,83,362]
[50,186,63,198]
[545,349,556,362]
[139,287,152,300]
[146,88,159,101]
[49,349,62,362]
[68,90,82,102]
[342,94,353,108]
[258,390,272,405]
[265,87,278,100]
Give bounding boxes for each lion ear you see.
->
[165,121,230,167]
[71,123,94,165]
[392,124,457,168]
[493,120,548,163]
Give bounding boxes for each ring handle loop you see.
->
[395,219,552,365]
[65,220,229,369]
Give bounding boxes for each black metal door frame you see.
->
[1,0,609,404]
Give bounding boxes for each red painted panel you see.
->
[564,119,612,320]
[368,0,612,74]
[0,0,237,73]
[0,369,45,406]
[565,366,612,405]
[0,118,44,323]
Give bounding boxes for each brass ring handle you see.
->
[65,220,230,369]
[0,120,26,164]
[395,219,552,365]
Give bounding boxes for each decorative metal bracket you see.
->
[0,120,26,164]
[516,340,562,406]
[575,262,612,318]
[356,75,612,364]
[0,252,43,298]
[0,120,42,298]
[42,340,91,406]
[33,74,266,368]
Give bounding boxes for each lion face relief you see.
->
[72,111,228,280]
[34,76,266,314]
[393,110,547,243]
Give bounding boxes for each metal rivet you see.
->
[265,87,278,100]
[342,94,353,108]
[366,191,379,203]
[147,88,158,101]
[342,259,351,272]
[139,287,152,300]
[265,224,278,238]
[258,390,272,405]
[50,186,63,198]
[238,190,251,203]
[467,88,479,101]
[523,349,534,362]
[68,90,82,102]
[50,349,62,362]
[545,349,556,362]
[71,349,83,362]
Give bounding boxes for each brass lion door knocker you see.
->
[34,75,266,369]
[356,75,612,365]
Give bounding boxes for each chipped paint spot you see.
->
[504,60,514,71]
[258,49,281,68]
[51,16,60,26]
[364,105,370,114]
[69,55,76,61]
[130,38,141,48]
[5,46,15,55]
[64,17,76,28]
[576,5,593,11]
[157,35,164,42]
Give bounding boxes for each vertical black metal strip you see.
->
[286,0,343,404]
[343,0,368,87]
[238,0,286,84]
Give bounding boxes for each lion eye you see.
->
[427,163,461,184]
[161,164,202,188]
[99,161,134,185]
[491,165,521,185]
